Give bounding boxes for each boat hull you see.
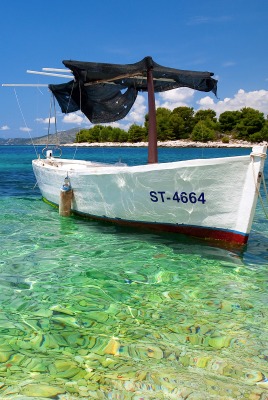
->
[32,145,267,245]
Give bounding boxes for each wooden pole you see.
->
[59,189,73,217]
[147,66,158,164]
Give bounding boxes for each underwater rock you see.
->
[206,336,231,349]
[24,357,48,372]
[256,379,268,388]
[54,359,81,378]
[21,384,65,397]
[0,352,12,362]
[51,315,80,328]
[87,310,109,323]
[147,345,164,359]
[104,338,120,356]
[32,308,53,318]
[50,304,75,315]
[245,371,266,384]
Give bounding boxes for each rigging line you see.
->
[52,94,60,147]
[13,88,38,158]
[72,81,82,160]
[46,93,53,147]
[65,79,76,115]
[62,80,80,159]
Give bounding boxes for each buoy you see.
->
[59,176,73,217]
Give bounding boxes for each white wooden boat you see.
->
[32,144,266,245]
[5,56,268,244]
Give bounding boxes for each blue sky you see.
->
[1,0,268,138]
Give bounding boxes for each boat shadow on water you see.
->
[65,211,248,266]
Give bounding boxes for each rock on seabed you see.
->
[21,384,65,397]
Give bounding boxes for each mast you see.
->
[146,58,158,164]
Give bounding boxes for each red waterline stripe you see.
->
[42,197,248,245]
[75,211,249,245]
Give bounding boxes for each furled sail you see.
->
[49,56,217,124]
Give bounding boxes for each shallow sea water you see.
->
[0,145,268,399]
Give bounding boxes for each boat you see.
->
[6,57,268,244]
[33,143,267,245]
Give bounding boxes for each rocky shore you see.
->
[62,139,267,148]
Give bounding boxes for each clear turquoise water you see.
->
[0,145,268,399]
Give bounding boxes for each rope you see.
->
[14,88,38,158]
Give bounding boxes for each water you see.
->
[0,145,268,399]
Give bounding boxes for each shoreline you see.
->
[61,139,267,148]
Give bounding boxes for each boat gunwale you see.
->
[32,153,254,174]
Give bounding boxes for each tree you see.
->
[235,107,265,140]
[86,125,103,142]
[99,126,111,142]
[128,124,146,142]
[249,120,268,142]
[144,108,173,141]
[76,129,90,143]
[219,111,241,133]
[169,107,194,139]
[191,121,216,142]
[194,109,217,123]
[118,129,129,143]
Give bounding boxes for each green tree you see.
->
[169,106,194,139]
[235,107,265,140]
[219,110,241,133]
[87,125,104,142]
[191,121,216,142]
[128,124,146,142]
[99,126,111,142]
[118,129,129,143]
[76,129,90,143]
[249,120,268,142]
[194,109,217,123]
[144,108,173,141]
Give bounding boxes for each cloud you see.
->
[20,127,32,132]
[125,95,147,125]
[197,89,268,116]
[36,117,56,124]
[222,61,236,68]
[157,88,195,110]
[187,15,232,25]
[0,125,10,130]
[62,112,84,125]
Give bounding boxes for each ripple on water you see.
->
[0,197,267,399]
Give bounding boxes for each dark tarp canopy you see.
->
[49,56,217,124]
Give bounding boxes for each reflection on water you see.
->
[0,196,268,399]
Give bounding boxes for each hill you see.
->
[0,128,79,146]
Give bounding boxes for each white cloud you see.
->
[222,61,236,68]
[197,89,268,116]
[62,112,84,125]
[125,94,146,125]
[0,125,10,130]
[187,15,232,25]
[36,117,56,124]
[20,127,32,132]
[157,87,195,110]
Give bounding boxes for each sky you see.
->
[1,0,268,139]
